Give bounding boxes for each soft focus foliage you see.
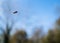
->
[10,30,28,43]
[41,18,60,43]
[0,17,60,43]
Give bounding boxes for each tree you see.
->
[47,30,55,43]
[41,18,60,43]
[28,39,34,43]
[0,0,18,43]
[0,22,14,43]
[41,35,48,43]
[55,18,60,29]
[53,18,60,43]
[10,30,28,43]
[31,27,43,43]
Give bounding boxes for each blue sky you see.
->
[0,0,60,37]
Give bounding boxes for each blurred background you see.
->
[0,0,60,43]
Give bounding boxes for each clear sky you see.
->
[0,0,60,37]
